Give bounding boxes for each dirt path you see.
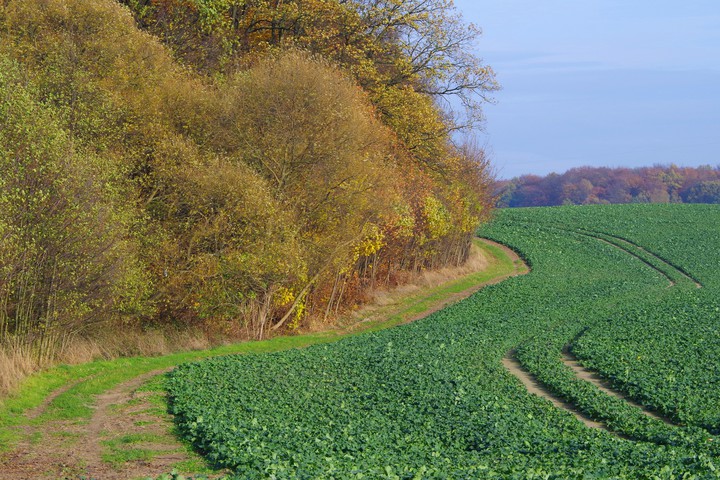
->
[2,234,684,476]
[0,238,523,479]
[561,350,675,424]
[0,367,208,479]
[77,368,184,479]
[501,347,678,435]
[24,376,97,421]
[502,352,608,431]
[402,239,529,325]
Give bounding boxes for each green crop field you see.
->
[167,204,720,478]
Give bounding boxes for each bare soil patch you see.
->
[502,352,607,431]
[502,347,678,437]
[0,368,216,480]
[561,350,675,425]
[0,238,522,479]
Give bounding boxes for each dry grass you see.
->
[0,244,490,397]
[0,345,37,395]
[370,242,488,308]
[303,242,490,332]
[0,327,215,397]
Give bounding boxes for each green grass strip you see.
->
[0,239,518,453]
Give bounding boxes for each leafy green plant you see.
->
[167,205,720,477]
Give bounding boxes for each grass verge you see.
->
[0,239,520,456]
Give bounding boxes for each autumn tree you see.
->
[683,181,720,204]
[216,51,397,330]
[496,165,720,207]
[0,56,149,361]
[157,155,306,339]
[0,0,497,372]
[120,0,499,159]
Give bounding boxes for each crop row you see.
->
[494,205,720,434]
[167,204,720,478]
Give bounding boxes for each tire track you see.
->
[1,239,525,479]
[25,374,100,420]
[0,368,197,480]
[579,230,702,288]
[499,224,688,436]
[513,220,701,289]
[560,350,675,425]
[502,351,608,432]
[503,348,678,436]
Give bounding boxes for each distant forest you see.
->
[496,165,720,207]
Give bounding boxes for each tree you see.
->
[164,157,306,339]
[0,57,149,359]
[683,181,720,204]
[120,0,499,142]
[209,51,397,331]
[346,0,498,127]
[495,165,720,207]
[1,0,496,351]
[563,178,594,205]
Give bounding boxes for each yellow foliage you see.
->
[423,196,452,240]
[273,287,296,308]
[373,85,450,166]
[355,224,386,258]
[0,0,495,349]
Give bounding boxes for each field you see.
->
[168,204,720,478]
[0,239,520,478]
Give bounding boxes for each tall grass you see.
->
[0,240,503,397]
[0,328,212,397]
[0,345,35,395]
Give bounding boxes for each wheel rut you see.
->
[502,351,608,432]
[0,368,208,480]
[499,224,691,436]
[586,231,703,288]
[560,350,675,425]
[502,349,678,436]
[515,220,702,289]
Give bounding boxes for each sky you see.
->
[452,0,720,179]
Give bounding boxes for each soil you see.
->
[497,229,686,433]
[403,239,529,325]
[0,238,524,479]
[0,367,211,479]
[560,350,674,424]
[501,348,678,436]
[502,352,607,431]
[1,236,683,477]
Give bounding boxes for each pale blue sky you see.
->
[453,0,720,179]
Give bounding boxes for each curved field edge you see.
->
[502,222,704,432]
[488,205,720,443]
[164,206,720,478]
[0,238,520,456]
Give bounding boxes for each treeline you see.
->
[496,165,720,207]
[0,0,495,379]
